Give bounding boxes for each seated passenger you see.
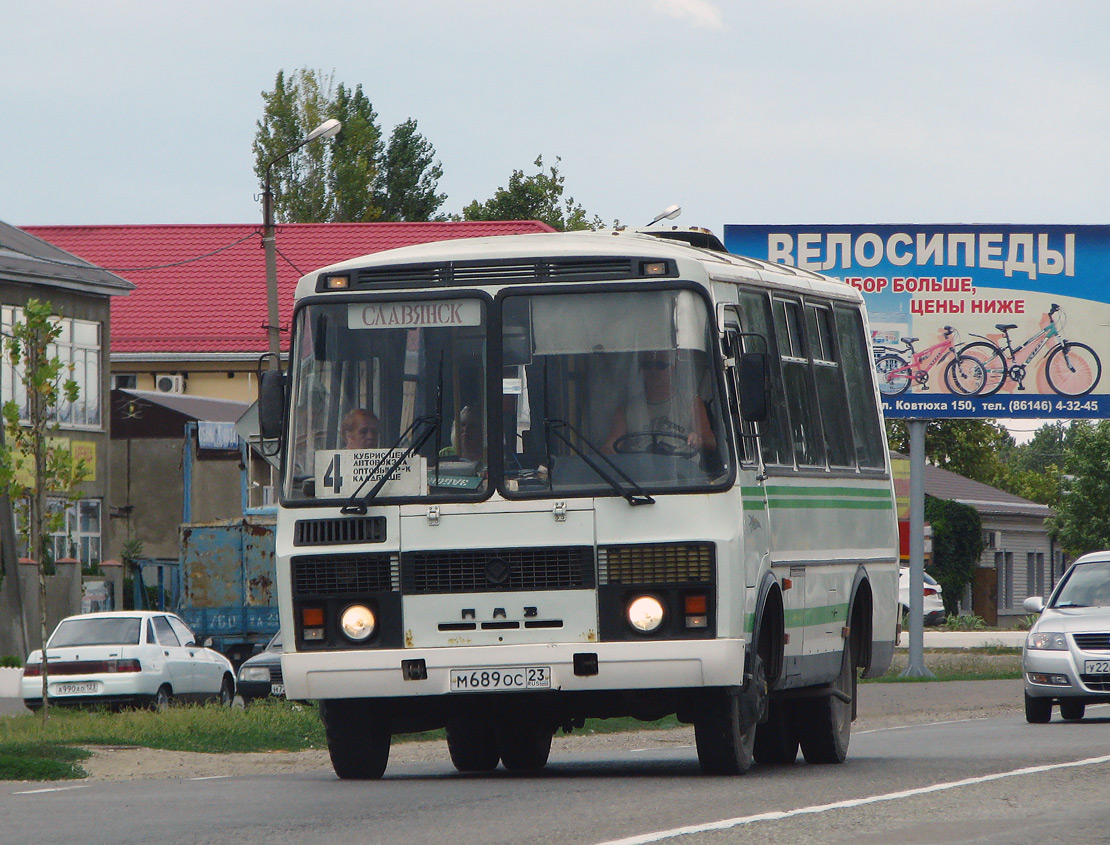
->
[341,408,380,449]
[439,404,484,463]
[603,351,716,455]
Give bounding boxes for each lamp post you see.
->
[261,118,342,365]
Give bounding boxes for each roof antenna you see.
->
[646,204,681,226]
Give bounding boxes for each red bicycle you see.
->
[874,326,986,397]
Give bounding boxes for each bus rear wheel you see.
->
[753,698,798,765]
[320,699,392,779]
[797,644,855,764]
[494,715,553,772]
[447,716,500,772]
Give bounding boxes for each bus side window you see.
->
[736,291,791,468]
[772,297,825,468]
[833,304,886,468]
[806,302,855,468]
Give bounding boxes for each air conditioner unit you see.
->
[154,374,185,395]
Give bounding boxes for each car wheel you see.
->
[219,675,235,707]
[1024,691,1052,723]
[151,685,171,712]
[1059,700,1086,721]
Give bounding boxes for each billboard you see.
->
[723,225,1109,420]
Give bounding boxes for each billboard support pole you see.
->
[901,418,935,678]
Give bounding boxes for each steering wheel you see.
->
[612,431,698,459]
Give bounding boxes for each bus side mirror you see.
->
[738,352,769,423]
[258,369,286,440]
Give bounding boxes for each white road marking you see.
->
[597,753,1110,845]
[13,785,90,795]
[188,775,232,781]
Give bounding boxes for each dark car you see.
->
[236,631,284,703]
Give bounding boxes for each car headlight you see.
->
[1026,631,1068,650]
[627,595,666,634]
[340,604,377,642]
[239,665,270,682]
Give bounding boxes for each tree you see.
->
[253,68,336,223]
[253,69,446,223]
[924,495,984,616]
[886,419,1010,486]
[461,156,599,231]
[0,299,89,722]
[374,119,447,222]
[1050,420,1110,557]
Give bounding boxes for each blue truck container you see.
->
[176,517,277,666]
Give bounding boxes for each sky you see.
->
[4,0,1108,438]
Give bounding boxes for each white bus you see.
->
[258,226,899,778]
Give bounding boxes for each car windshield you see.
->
[49,617,142,647]
[1052,561,1110,607]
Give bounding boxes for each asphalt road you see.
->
[3,684,1109,845]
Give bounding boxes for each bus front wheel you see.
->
[320,699,392,779]
[694,654,765,775]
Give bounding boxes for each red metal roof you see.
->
[22,222,555,356]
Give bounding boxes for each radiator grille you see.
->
[294,517,386,546]
[598,543,715,585]
[1073,632,1110,651]
[292,554,398,595]
[402,546,595,594]
[1080,673,1110,691]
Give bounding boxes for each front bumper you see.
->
[282,637,747,701]
[1023,647,1110,701]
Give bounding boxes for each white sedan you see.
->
[21,611,235,711]
[898,567,946,626]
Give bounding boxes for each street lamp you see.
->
[261,118,342,364]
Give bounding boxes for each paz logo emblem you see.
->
[485,556,511,586]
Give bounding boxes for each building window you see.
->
[1,306,102,429]
[14,497,101,567]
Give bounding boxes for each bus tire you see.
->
[447,716,500,772]
[694,654,764,775]
[320,699,391,780]
[797,643,855,764]
[753,698,798,765]
[494,715,553,772]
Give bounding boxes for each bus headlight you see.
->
[340,604,377,642]
[627,595,666,634]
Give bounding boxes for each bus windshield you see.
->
[501,287,730,497]
[283,296,489,502]
[281,287,730,503]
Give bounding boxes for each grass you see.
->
[866,647,1023,683]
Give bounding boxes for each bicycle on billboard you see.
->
[959,304,1102,397]
[873,326,987,397]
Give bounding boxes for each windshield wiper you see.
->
[341,414,441,515]
[544,417,654,506]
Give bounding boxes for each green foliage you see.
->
[1050,420,1110,556]
[886,419,1011,485]
[940,612,986,631]
[461,155,599,231]
[1017,614,1040,631]
[254,69,445,224]
[924,494,983,615]
[1,655,21,668]
[0,742,89,781]
[374,119,447,222]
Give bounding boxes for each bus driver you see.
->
[603,350,716,455]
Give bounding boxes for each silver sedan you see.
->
[1022,550,1110,722]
